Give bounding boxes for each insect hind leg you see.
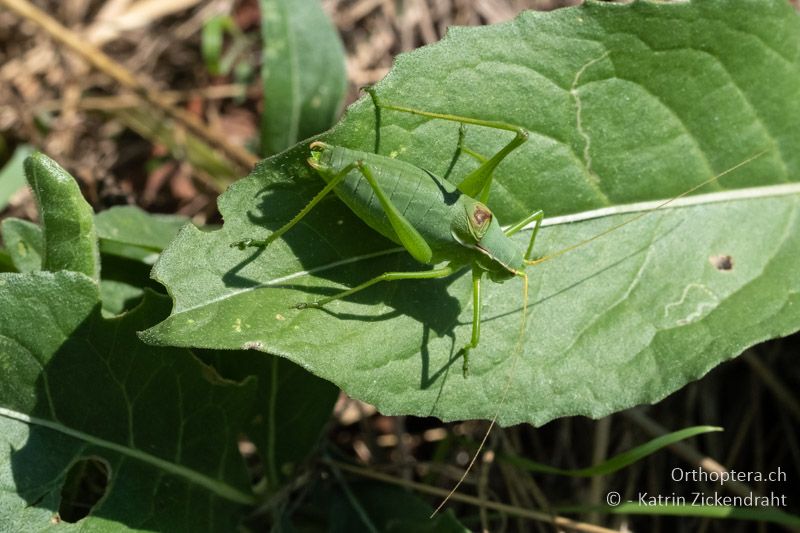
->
[363,87,528,203]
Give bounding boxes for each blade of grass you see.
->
[555,504,800,529]
[502,426,722,477]
[624,411,755,499]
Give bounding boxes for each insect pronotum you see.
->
[232,87,765,514]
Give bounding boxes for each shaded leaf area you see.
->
[145,0,800,425]
[292,479,466,532]
[94,205,188,313]
[198,349,339,487]
[0,214,163,315]
[0,155,342,531]
[0,248,14,272]
[259,0,347,155]
[97,255,153,316]
[0,272,257,531]
[95,205,188,264]
[0,222,336,491]
[0,144,33,212]
[1,218,42,273]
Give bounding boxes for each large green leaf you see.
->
[143,0,800,426]
[259,0,347,156]
[0,272,256,530]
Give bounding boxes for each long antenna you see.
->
[431,149,767,517]
[431,272,530,517]
[527,150,767,267]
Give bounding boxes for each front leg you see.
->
[504,209,544,261]
[460,266,484,378]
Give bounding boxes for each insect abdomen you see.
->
[318,145,468,264]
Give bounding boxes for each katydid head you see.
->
[451,199,524,282]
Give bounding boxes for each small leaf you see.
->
[503,426,721,477]
[93,206,192,314]
[99,279,145,316]
[96,254,159,316]
[201,15,234,76]
[95,205,187,264]
[259,0,347,155]
[1,217,43,273]
[0,144,33,211]
[24,153,100,281]
[0,272,256,530]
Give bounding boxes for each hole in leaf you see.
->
[709,254,734,271]
[58,457,110,523]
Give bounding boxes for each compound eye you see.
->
[469,204,493,239]
[473,205,492,225]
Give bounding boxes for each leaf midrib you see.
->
[0,407,255,505]
[168,183,800,317]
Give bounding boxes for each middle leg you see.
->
[296,264,456,309]
[460,266,483,378]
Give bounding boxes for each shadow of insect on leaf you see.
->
[460,219,684,331]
